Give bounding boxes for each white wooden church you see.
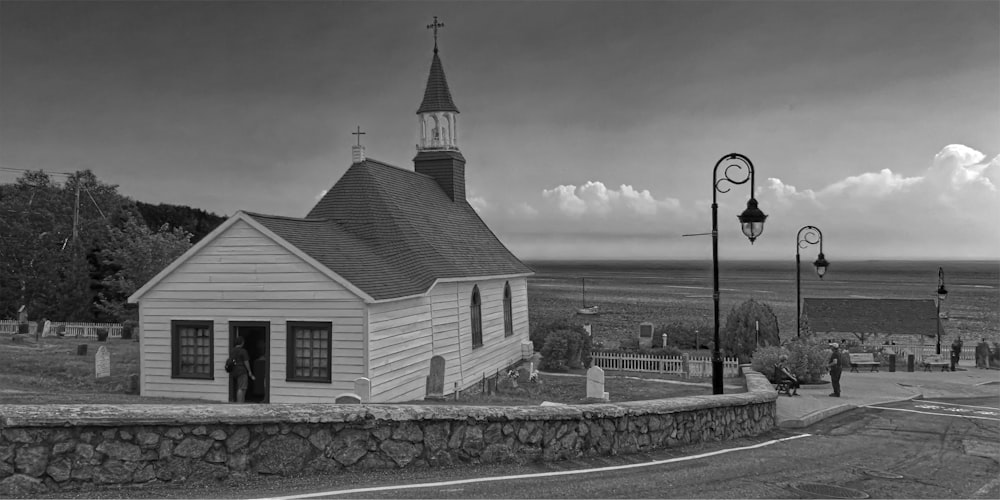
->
[128,24,533,403]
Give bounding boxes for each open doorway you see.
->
[229,322,269,403]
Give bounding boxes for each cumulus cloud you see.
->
[759,143,999,259]
[468,195,489,213]
[541,181,681,217]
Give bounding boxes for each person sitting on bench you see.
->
[774,354,800,396]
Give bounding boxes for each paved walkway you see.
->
[776,359,1000,428]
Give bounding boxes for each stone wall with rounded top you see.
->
[0,370,777,496]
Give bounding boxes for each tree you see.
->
[96,214,192,323]
[722,299,780,363]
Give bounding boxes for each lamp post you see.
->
[935,267,948,355]
[796,225,829,337]
[710,153,767,394]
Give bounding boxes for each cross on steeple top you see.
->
[427,16,445,52]
[352,125,366,146]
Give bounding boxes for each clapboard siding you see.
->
[367,295,434,402]
[456,278,529,391]
[137,220,366,403]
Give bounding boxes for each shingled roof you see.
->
[246,158,530,301]
[416,51,459,114]
[803,298,939,337]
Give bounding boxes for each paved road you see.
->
[36,397,999,499]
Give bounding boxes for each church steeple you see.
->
[416,16,459,152]
[414,17,465,202]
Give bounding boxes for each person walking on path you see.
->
[950,337,963,372]
[975,338,990,369]
[828,343,842,397]
[229,336,255,403]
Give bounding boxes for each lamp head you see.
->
[937,285,948,301]
[737,198,767,243]
[813,253,829,279]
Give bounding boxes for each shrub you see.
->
[540,328,593,371]
[540,330,571,372]
[653,321,712,350]
[785,336,830,383]
[530,318,587,353]
[751,346,788,382]
[723,299,780,363]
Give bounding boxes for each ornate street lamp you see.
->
[935,267,948,355]
[796,225,829,337]
[710,153,767,394]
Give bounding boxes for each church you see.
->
[128,21,534,403]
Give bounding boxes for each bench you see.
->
[922,355,950,372]
[849,352,880,372]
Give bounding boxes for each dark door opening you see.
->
[229,322,269,403]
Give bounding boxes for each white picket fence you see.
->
[591,350,740,378]
[0,320,124,339]
[862,342,978,362]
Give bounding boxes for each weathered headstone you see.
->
[17,305,27,324]
[520,340,533,359]
[583,324,592,336]
[639,322,654,348]
[353,377,371,403]
[586,365,608,401]
[425,355,445,400]
[334,393,361,404]
[41,321,52,338]
[95,346,111,379]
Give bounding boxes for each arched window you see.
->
[503,282,513,337]
[471,285,483,348]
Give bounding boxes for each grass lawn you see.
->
[0,336,744,406]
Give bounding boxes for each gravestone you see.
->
[334,393,361,404]
[586,365,609,401]
[639,322,654,348]
[41,321,52,338]
[583,324,592,336]
[17,305,27,324]
[353,377,371,403]
[425,355,445,400]
[95,346,111,379]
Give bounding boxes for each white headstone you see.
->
[41,320,52,337]
[354,377,371,403]
[95,346,111,379]
[586,365,607,400]
[583,324,592,336]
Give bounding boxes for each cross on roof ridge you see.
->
[352,125,366,146]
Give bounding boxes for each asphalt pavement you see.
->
[776,358,1000,428]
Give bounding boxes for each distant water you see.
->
[525,260,999,289]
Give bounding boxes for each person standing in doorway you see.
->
[828,343,842,397]
[230,337,255,403]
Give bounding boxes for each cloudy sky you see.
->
[1,1,997,261]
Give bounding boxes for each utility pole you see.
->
[72,181,80,243]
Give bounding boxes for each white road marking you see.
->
[259,434,813,500]
[863,405,1000,421]
[920,400,1000,411]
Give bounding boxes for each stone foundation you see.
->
[0,370,777,496]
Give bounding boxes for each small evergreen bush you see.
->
[540,330,571,372]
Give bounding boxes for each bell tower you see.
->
[414,16,466,202]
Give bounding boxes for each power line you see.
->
[0,166,75,176]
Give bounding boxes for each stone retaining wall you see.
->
[0,370,777,496]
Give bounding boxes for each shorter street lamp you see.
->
[935,267,948,355]
[796,225,830,337]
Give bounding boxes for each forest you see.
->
[0,169,226,323]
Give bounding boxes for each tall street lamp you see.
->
[710,153,767,394]
[935,267,948,355]
[796,226,829,337]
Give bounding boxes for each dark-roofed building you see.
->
[129,29,533,403]
[802,298,943,345]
